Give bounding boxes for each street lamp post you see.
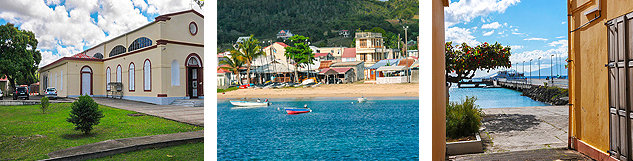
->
[550,54,554,85]
[522,60,525,77]
[530,59,533,83]
[538,57,541,81]
[403,26,410,83]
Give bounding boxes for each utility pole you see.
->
[397,34,400,59]
[403,26,409,83]
[538,57,541,81]
[550,54,554,85]
[530,59,533,84]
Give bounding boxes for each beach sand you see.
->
[217,83,419,99]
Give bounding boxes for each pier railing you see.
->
[497,78,568,90]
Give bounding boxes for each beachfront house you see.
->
[355,32,388,67]
[235,36,251,44]
[217,67,231,89]
[263,42,290,63]
[330,61,364,82]
[319,46,346,60]
[567,1,633,160]
[364,59,400,81]
[376,66,409,84]
[276,30,294,40]
[431,1,449,160]
[314,53,335,61]
[318,67,355,84]
[342,48,357,62]
[37,9,204,105]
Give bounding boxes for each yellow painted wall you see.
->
[103,48,162,97]
[162,12,204,44]
[569,0,633,153]
[433,0,448,160]
[264,43,288,62]
[161,44,204,97]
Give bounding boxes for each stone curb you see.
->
[41,131,203,161]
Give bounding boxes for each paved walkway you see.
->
[45,130,203,161]
[480,106,569,153]
[92,97,204,126]
[450,148,592,161]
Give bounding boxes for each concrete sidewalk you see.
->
[451,148,591,161]
[480,106,569,153]
[92,97,204,126]
[44,130,203,161]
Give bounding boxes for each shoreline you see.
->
[217,83,419,99]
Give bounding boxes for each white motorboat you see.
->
[230,99,270,106]
[358,96,367,103]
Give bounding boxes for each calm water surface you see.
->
[449,85,550,108]
[217,98,419,160]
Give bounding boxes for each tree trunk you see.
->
[294,65,299,83]
[246,60,252,84]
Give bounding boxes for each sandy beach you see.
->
[217,83,419,99]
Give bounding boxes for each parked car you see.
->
[45,87,58,99]
[13,86,29,100]
[0,90,3,100]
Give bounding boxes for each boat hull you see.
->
[285,108,311,114]
[230,101,269,106]
[358,98,367,102]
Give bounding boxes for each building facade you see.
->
[38,10,204,105]
[263,42,289,63]
[276,30,294,39]
[355,32,387,67]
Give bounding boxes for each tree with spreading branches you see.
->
[445,42,512,86]
[0,23,41,91]
[284,35,315,83]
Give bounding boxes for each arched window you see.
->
[109,45,126,57]
[116,65,122,83]
[106,67,111,91]
[144,60,151,91]
[93,53,103,59]
[171,60,180,86]
[129,63,135,91]
[128,37,153,52]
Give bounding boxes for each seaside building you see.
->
[330,61,365,82]
[318,67,355,84]
[37,10,204,105]
[263,42,290,63]
[365,59,400,81]
[355,32,387,67]
[276,30,294,40]
[314,53,335,61]
[342,48,357,62]
[318,46,346,60]
[432,0,449,160]
[567,1,633,160]
[235,36,251,44]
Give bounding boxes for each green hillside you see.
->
[217,0,419,50]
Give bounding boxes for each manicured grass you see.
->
[0,103,203,160]
[90,141,204,161]
[217,86,238,93]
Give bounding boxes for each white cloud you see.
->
[556,36,565,39]
[483,30,495,36]
[524,37,548,41]
[549,40,568,47]
[0,0,204,67]
[510,45,523,50]
[504,23,508,26]
[481,22,502,29]
[445,27,479,45]
[561,21,567,24]
[445,0,520,27]
[511,38,567,64]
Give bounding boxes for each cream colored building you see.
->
[355,32,387,67]
[38,10,204,105]
[263,42,289,63]
[318,46,346,59]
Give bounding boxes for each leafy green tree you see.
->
[219,52,245,85]
[230,35,265,84]
[0,23,42,91]
[445,42,512,85]
[284,35,315,83]
[67,95,104,134]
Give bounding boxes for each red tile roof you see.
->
[342,48,356,58]
[217,67,231,73]
[314,53,330,58]
[71,53,99,59]
[319,67,352,74]
[318,60,334,70]
[265,42,289,49]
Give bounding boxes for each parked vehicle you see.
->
[13,86,29,100]
[45,87,58,99]
[0,90,3,100]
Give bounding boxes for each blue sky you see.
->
[445,0,568,77]
[0,0,203,67]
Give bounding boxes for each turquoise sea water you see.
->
[448,85,550,108]
[217,98,419,160]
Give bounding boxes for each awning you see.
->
[377,65,408,72]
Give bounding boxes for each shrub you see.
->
[446,96,484,139]
[40,97,50,114]
[66,95,104,134]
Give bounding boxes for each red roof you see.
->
[217,67,231,73]
[319,67,352,74]
[265,42,289,49]
[71,53,99,59]
[342,48,356,58]
[314,53,330,58]
[318,60,334,70]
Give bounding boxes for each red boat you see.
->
[285,108,312,114]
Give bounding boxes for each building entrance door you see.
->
[188,67,198,98]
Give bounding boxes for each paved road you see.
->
[480,106,569,153]
[92,97,204,126]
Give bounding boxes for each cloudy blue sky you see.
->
[445,0,568,77]
[0,0,204,67]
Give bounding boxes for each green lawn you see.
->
[90,141,204,161]
[0,103,203,160]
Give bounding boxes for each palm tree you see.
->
[219,52,244,85]
[230,35,265,84]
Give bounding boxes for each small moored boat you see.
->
[358,95,367,103]
[230,99,269,107]
[285,104,312,114]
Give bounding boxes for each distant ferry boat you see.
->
[484,70,526,81]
